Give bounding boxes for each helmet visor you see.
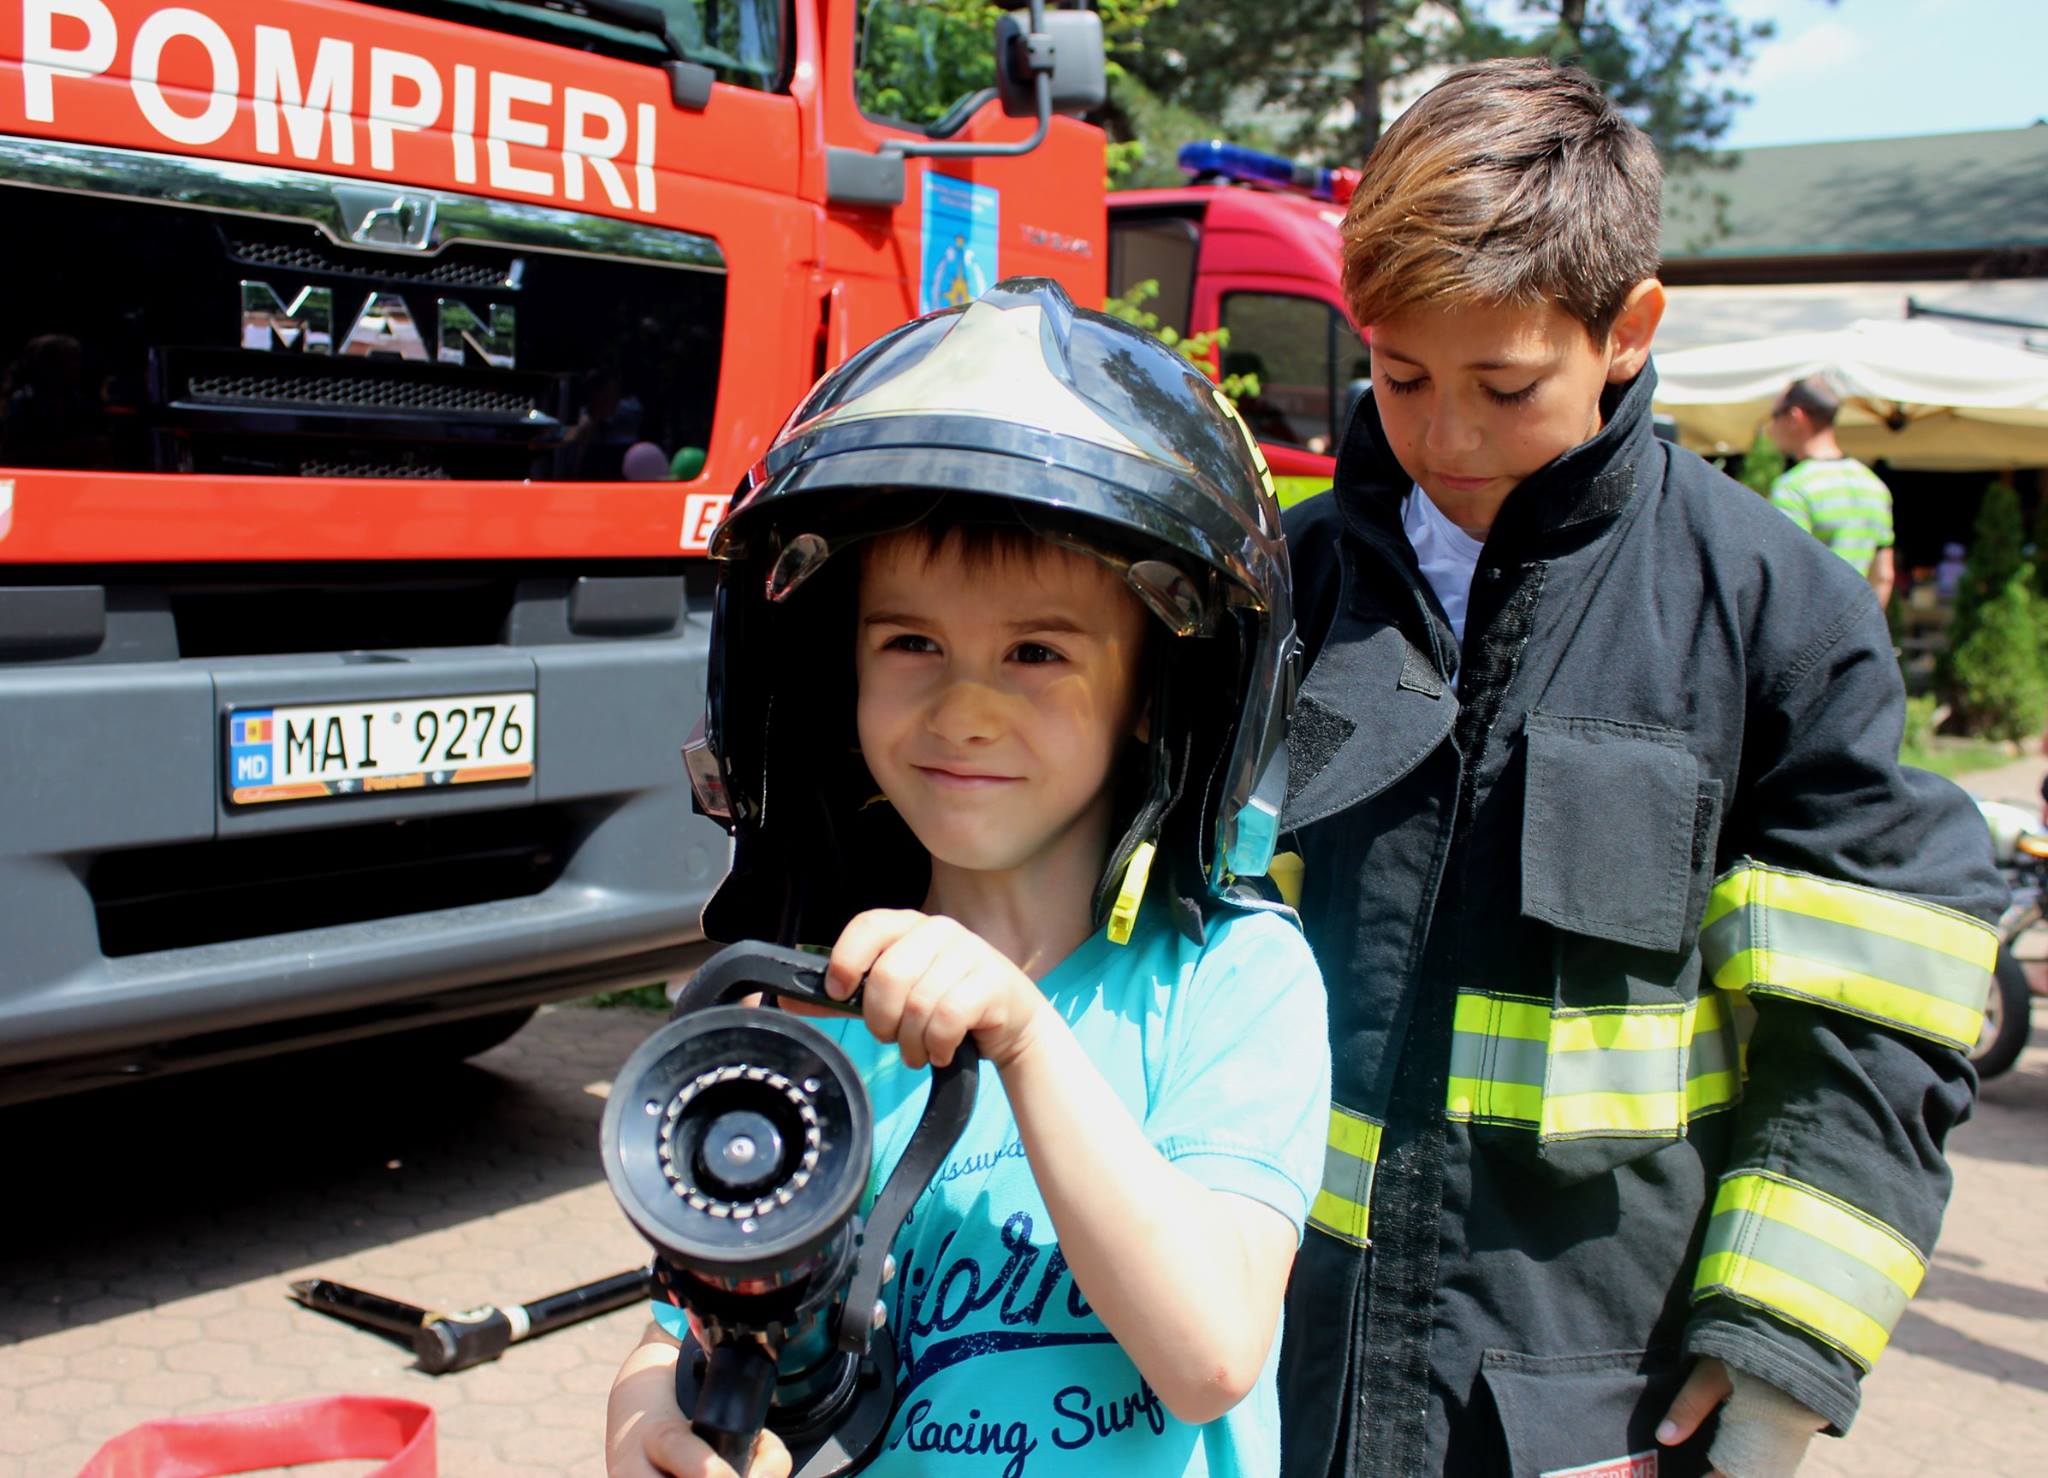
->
[736,489,1250,642]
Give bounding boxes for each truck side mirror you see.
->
[995,9,1105,118]
[828,0,1099,210]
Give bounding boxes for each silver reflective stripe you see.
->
[1691,1004,1740,1081]
[1448,989,1743,1134]
[1307,1106,1382,1246]
[1702,907,1988,1017]
[1545,1040,1686,1098]
[1447,1026,1547,1091]
[1693,1170,1926,1369]
[1699,1209,1912,1339]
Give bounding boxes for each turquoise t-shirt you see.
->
[655,907,1329,1476]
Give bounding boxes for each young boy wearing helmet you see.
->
[605,278,1329,1478]
[1275,58,2001,1478]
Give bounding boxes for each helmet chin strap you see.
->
[1091,662,1183,943]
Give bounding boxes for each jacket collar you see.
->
[1331,360,1660,549]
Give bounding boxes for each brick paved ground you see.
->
[6,990,2047,1476]
[0,1003,665,1478]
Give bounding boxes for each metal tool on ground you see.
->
[601,940,980,1478]
[288,1268,653,1374]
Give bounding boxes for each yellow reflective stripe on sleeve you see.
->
[1692,1170,1926,1370]
[1446,988,1741,1137]
[1711,950,1983,1050]
[1703,864,1993,963]
[1702,862,1996,1051]
[1307,1105,1383,1246]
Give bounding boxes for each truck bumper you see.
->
[0,620,728,1097]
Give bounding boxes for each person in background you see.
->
[1765,375,1897,608]
[1933,542,1967,601]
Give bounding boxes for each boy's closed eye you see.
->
[1380,372,1542,406]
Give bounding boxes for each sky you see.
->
[1720,0,2048,148]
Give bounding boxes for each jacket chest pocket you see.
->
[1455,714,1739,1179]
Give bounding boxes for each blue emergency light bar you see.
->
[1178,140,1349,202]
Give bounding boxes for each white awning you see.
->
[1652,317,2048,471]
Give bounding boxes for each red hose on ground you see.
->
[75,1394,436,1478]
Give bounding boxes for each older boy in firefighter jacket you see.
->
[1274,60,2003,1478]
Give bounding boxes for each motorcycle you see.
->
[1971,797,2045,1079]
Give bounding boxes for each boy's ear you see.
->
[1604,279,1665,384]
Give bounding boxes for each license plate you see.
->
[226,692,535,806]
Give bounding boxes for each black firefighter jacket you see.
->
[1274,366,2003,1478]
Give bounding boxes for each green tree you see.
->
[1127,0,1444,160]
[2025,480,2048,600]
[1737,427,1784,497]
[1950,479,2028,661]
[1129,0,1802,173]
[854,0,1179,184]
[1949,573,2048,742]
[1506,1,1779,167]
[854,0,1002,126]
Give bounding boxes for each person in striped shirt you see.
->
[1766,375,1896,607]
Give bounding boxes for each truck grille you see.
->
[0,141,725,483]
[225,228,518,289]
[184,365,543,418]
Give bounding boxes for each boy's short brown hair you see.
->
[1340,58,1662,340]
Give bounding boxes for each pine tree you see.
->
[1950,479,2027,660]
[1950,573,2048,742]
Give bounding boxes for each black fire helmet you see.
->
[684,277,1297,948]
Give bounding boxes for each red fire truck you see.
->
[0,0,1107,1101]
[1108,140,1366,507]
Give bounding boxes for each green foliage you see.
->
[1102,70,1275,189]
[854,0,1002,126]
[1102,279,1259,402]
[1737,427,1784,497]
[853,0,1179,186]
[1125,0,1786,166]
[1949,573,2048,742]
[1901,694,1940,756]
[1125,0,1442,160]
[1950,479,2028,661]
[1893,694,2008,779]
[2026,481,2048,600]
[1515,0,1779,168]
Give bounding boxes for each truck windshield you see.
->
[364,0,785,92]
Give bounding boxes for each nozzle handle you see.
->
[672,940,846,1017]
[688,1338,779,1469]
[834,1037,978,1356]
